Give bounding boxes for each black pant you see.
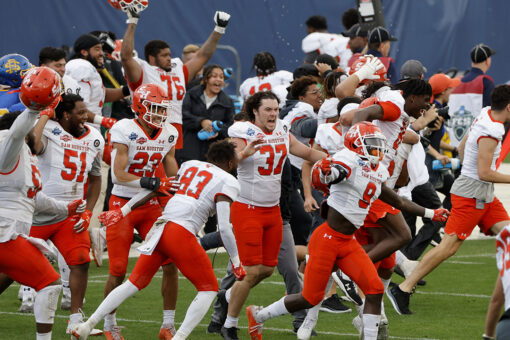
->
[401,181,445,260]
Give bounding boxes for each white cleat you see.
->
[297,316,317,340]
[18,287,36,313]
[60,290,71,310]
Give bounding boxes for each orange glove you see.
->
[232,263,246,281]
[101,117,117,129]
[73,209,92,233]
[67,199,86,217]
[98,209,123,228]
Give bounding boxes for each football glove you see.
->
[101,117,117,129]
[354,56,384,82]
[432,208,450,222]
[99,209,123,228]
[67,199,86,217]
[232,263,246,281]
[158,176,180,196]
[214,11,231,34]
[73,209,92,233]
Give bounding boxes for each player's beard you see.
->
[87,54,103,70]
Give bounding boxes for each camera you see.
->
[427,106,450,128]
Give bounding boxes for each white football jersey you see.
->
[161,160,240,235]
[371,87,409,175]
[62,74,82,96]
[228,120,290,207]
[0,130,42,224]
[461,107,504,182]
[496,226,510,311]
[301,32,352,70]
[32,120,104,225]
[281,101,316,169]
[327,148,389,228]
[65,59,105,117]
[239,70,293,101]
[129,57,188,125]
[317,97,339,125]
[314,122,344,156]
[110,119,178,198]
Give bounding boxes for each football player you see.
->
[118,0,230,150]
[27,93,104,334]
[220,91,327,340]
[0,54,33,115]
[72,140,252,340]
[102,83,179,339]
[239,51,293,101]
[389,84,510,315]
[0,67,85,340]
[246,122,448,340]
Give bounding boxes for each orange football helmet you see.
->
[19,67,62,111]
[132,84,169,129]
[344,122,387,166]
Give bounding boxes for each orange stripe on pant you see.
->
[302,223,384,306]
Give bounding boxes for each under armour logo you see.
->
[323,233,332,239]
[112,201,121,207]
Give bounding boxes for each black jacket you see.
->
[176,84,235,163]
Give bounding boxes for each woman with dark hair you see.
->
[177,64,235,164]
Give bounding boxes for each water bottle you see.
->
[197,120,223,140]
[432,158,461,171]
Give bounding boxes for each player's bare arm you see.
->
[458,132,468,162]
[379,184,449,221]
[478,137,510,183]
[28,113,52,155]
[402,129,419,144]
[163,148,179,177]
[111,142,143,183]
[121,23,142,84]
[86,174,102,211]
[301,143,324,212]
[352,104,384,124]
[289,134,327,163]
[185,11,231,80]
[231,136,264,161]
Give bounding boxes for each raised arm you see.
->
[289,134,327,163]
[121,23,142,85]
[184,11,231,80]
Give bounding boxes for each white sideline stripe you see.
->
[453,253,495,258]
[445,260,484,264]
[414,291,490,298]
[0,310,437,340]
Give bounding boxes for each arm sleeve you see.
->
[291,117,318,139]
[216,200,240,267]
[34,191,68,217]
[0,109,39,172]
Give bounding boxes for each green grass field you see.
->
[0,239,499,339]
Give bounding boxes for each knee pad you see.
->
[34,284,61,324]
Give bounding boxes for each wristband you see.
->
[93,115,102,125]
[140,177,160,191]
[122,85,130,97]
[120,204,132,217]
[424,208,434,219]
[214,26,226,34]
[126,17,138,25]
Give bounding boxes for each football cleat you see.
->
[332,270,363,306]
[246,305,263,340]
[296,315,318,340]
[103,326,124,340]
[220,326,239,340]
[158,324,176,339]
[319,294,352,314]
[18,287,36,313]
[60,289,71,310]
[386,285,413,315]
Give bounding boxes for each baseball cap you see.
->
[400,60,427,79]
[368,26,397,44]
[343,24,368,38]
[470,43,496,63]
[428,73,461,95]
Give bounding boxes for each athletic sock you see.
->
[173,291,216,338]
[255,296,289,323]
[363,313,380,340]
[162,309,175,326]
[224,315,239,328]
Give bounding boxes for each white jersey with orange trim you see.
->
[62,74,81,96]
[110,119,178,198]
[371,86,409,175]
[461,107,504,181]
[32,120,104,225]
[0,131,42,225]
[314,122,344,156]
[301,32,352,70]
[161,160,240,235]
[65,59,105,117]
[239,70,293,101]
[281,101,316,169]
[327,148,389,228]
[228,119,290,207]
[317,97,339,125]
[497,226,510,311]
[128,57,189,125]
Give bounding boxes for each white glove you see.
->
[354,56,384,82]
[126,7,140,24]
[214,11,231,34]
